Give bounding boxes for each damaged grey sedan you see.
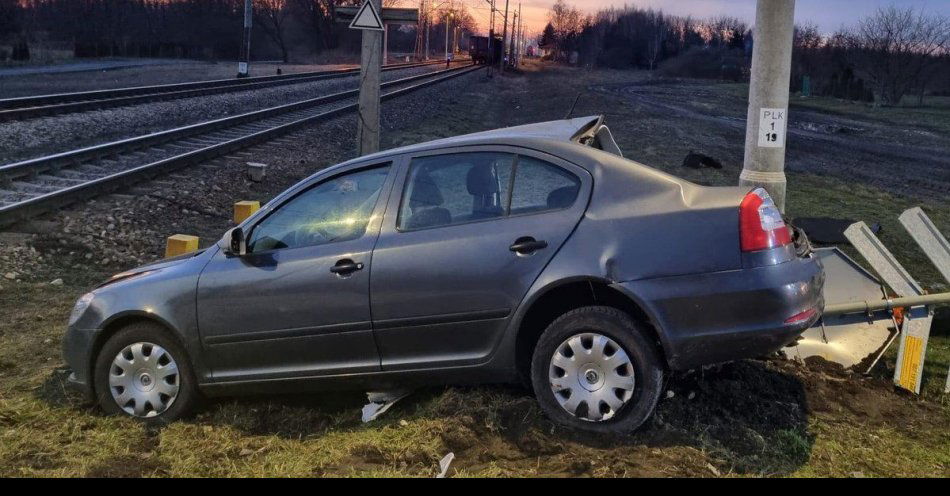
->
[63,116,824,432]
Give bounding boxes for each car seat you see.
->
[406,169,452,230]
[466,163,504,220]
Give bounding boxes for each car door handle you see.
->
[330,259,364,275]
[509,237,548,255]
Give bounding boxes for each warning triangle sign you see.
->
[349,0,384,31]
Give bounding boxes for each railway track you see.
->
[0,63,482,228]
[0,60,450,122]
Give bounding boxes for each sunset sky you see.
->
[453,0,950,39]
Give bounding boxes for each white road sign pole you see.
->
[351,0,385,156]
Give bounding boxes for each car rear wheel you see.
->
[93,322,198,424]
[530,306,664,433]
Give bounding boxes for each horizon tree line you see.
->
[538,1,949,106]
[0,0,477,64]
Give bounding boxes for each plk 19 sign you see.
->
[758,108,787,148]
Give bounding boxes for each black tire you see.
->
[93,321,198,425]
[530,306,664,433]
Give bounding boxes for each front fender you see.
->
[63,248,216,390]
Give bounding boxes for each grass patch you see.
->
[791,94,950,135]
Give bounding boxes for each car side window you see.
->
[510,156,581,215]
[398,152,513,231]
[247,165,390,253]
[510,156,580,215]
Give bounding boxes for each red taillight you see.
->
[739,188,792,252]
[784,307,818,325]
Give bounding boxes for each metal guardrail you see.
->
[898,207,950,394]
[842,216,949,394]
[0,64,483,228]
[900,207,950,283]
[0,60,447,121]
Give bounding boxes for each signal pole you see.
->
[237,0,252,78]
[516,2,522,65]
[499,0,509,74]
[509,10,517,68]
[740,0,796,211]
[444,12,452,63]
[486,0,495,77]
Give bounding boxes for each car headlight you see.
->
[68,292,95,327]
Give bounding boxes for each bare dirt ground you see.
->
[0,61,947,477]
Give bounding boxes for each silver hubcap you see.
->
[549,333,635,422]
[109,342,180,418]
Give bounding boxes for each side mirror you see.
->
[220,227,246,256]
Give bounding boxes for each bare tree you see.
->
[645,10,668,70]
[704,16,747,49]
[0,0,19,41]
[848,6,950,105]
[548,0,582,61]
[255,0,292,62]
[291,0,343,50]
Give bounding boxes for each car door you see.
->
[196,163,394,382]
[370,147,591,370]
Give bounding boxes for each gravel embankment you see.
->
[0,64,453,165]
[0,67,486,287]
[0,60,355,98]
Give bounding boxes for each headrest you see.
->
[466,163,500,196]
[409,170,444,208]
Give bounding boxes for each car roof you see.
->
[344,115,604,166]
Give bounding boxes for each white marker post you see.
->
[350,0,385,156]
[237,0,252,78]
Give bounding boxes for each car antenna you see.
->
[564,93,581,120]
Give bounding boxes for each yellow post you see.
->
[897,335,925,391]
[233,201,260,224]
[165,234,199,258]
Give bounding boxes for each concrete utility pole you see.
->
[487,0,495,77]
[509,10,517,67]
[517,2,522,65]
[445,12,452,62]
[237,0,252,78]
[740,0,796,212]
[357,0,383,155]
[499,0,509,73]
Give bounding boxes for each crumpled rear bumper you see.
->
[614,254,824,370]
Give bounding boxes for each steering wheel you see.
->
[300,225,333,245]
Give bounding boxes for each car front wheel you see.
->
[530,306,664,433]
[93,322,198,424]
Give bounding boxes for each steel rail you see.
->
[0,60,450,121]
[0,64,473,183]
[0,64,482,228]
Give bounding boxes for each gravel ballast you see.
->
[0,60,357,99]
[0,64,456,165]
